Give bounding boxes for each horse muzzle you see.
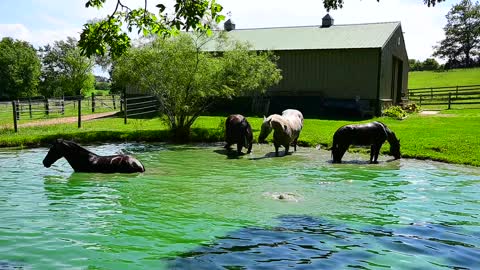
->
[43,160,51,168]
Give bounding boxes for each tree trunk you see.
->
[171,125,191,143]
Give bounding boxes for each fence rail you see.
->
[1,93,161,132]
[408,84,480,109]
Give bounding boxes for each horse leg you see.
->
[274,143,280,157]
[237,143,243,155]
[284,144,290,156]
[370,145,380,164]
[293,138,298,151]
[337,145,348,163]
[374,144,382,163]
[247,142,252,154]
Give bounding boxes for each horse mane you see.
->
[376,122,399,145]
[60,140,96,156]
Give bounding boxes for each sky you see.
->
[0,0,461,75]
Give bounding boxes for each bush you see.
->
[402,103,420,113]
[382,106,407,119]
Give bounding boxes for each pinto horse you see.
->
[258,109,304,156]
[224,114,253,154]
[331,121,401,164]
[43,139,145,173]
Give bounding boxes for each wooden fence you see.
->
[1,93,161,132]
[408,84,480,108]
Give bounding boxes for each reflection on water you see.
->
[0,143,479,269]
[169,215,480,270]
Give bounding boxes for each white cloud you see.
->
[0,24,31,41]
[1,0,457,63]
[0,23,81,48]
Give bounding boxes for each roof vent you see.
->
[322,14,334,28]
[224,19,235,31]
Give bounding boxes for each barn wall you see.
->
[269,49,379,100]
[378,25,409,105]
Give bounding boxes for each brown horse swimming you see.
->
[224,114,253,154]
[43,139,145,173]
[331,121,401,164]
[258,109,304,156]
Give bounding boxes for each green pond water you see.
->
[0,143,479,269]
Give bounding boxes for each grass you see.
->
[1,109,480,167]
[408,68,480,89]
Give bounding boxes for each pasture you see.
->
[1,109,479,166]
[408,68,480,89]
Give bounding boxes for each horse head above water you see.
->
[331,121,401,164]
[258,109,304,156]
[43,139,145,173]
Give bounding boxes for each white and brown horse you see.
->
[258,109,304,156]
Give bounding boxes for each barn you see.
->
[209,15,409,117]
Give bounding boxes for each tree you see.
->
[112,33,282,140]
[409,59,423,71]
[38,37,95,97]
[422,58,441,70]
[79,0,444,58]
[322,0,444,10]
[433,0,480,68]
[79,0,224,58]
[0,37,41,100]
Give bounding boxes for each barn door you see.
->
[391,57,403,105]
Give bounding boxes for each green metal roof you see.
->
[203,22,401,51]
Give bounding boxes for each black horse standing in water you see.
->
[331,121,401,164]
[43,139,145,173]
[224,114,253,154]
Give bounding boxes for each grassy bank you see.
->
[1,109,480,167]
[408,68,480,89]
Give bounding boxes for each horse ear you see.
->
[263,116,266,121]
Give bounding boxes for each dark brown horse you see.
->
[43,139,145,173]
[224,114,253,154]
[331,121,401,164]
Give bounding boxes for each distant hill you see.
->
[408,68,480,89]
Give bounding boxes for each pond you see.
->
[1,143,479,269]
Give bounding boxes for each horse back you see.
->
[334,122,387,146]
[225,114,252,143]
[94,155,145,173]
[281,109,304,133]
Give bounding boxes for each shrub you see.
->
[402,103,420,113]
[382,106,407,119]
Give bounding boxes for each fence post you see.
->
[15,100,20,120]
[78,96,82,128]
[44,98,49,116]
[61,96,65,115]
[448,92,451,110]
[12,101,18,133]
[112,94,116,110]
[91,93,95,113]
[28,98,32,119]
[123,89,127,124]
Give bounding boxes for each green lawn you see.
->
[408,68,480,89]
[2,110,480,167]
